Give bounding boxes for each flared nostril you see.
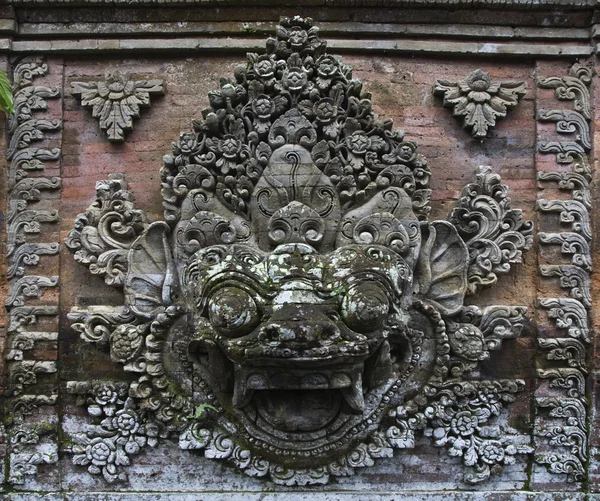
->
[258,321,340,345]
[277,327,296,341]
[318,324,341,345]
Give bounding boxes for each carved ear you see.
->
[414,221,469,315]
[125,222,177,318]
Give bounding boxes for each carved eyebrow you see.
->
[331,270,400,299]
[197,273,268,311]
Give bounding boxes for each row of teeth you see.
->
[233,367,366,412]
[238,343,370,359]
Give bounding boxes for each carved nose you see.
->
[259,321,340,346]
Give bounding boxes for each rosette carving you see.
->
[71,70,164,142]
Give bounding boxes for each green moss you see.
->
[188,403,218,420]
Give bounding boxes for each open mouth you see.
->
[233,362,365,414]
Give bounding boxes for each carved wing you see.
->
[414,221,469,315]
[124,222,177,318]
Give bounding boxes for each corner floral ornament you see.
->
[71,70,164,142]
[65,17,533,486]
[434,69,527,138]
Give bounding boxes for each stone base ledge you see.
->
[2,493,592,501]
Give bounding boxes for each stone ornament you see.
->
[537,109,590,151]
[534,61,592,483]
[434,69,527,138]
[4,58,62,486]
[65,17,533,486]
[71,70,164,142]
[538,62,594,120]
[449,165,533,294]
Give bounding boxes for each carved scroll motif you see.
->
[534,61,592,484]
[539,265,591,308]
[537,142,591,181]
[538,233,591,271]
[536,199,590,241]
[538,298,589,343]
[4,58,62,486]
[538,338,587,371]
[537,110,591,151]
[449,165,533,294]
[537,171,590,209]
[538,62,594,120]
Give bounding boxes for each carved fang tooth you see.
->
[233,376,255,408]
[340,372,365,412]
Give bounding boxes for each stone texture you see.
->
[1,2,599,499]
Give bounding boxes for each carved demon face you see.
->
[186,241,411,416]
[161,141,465,465]
[66,16,532,485]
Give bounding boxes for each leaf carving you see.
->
[72,70,164,142]
[124,222,177,318]
[415,221,468,315]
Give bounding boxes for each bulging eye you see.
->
[341,282,390,332]
[208,287,259,337]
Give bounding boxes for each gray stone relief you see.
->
[433,69,527,138]
[71,70,164,142]
[536,109,591,151]
[448,165,533,294]
[534,61,593,484]
[538,62,593,120]
[64,17,534,486]
[3,58,62,487]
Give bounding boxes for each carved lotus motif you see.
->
[66,17,533,486]
[71,70,164,142]
[433,69,527,138]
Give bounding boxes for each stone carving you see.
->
[538,62,593,120]
[449,165,532,294]
[4,58,62,486]
[538,233,591,271]
[8,242,61,279]
[538,338,586,371]
[537,110,590,151]
[66,17,532,485]
[538,298,589,342]
[5,275,59,307]
[538,142,591,181]
[66,381,162,483]
[539,265,591,308]
[433,69,526,138]
[7,422,58,485]
[537,171,590,209]
[537,368,586,399]
[71,70,164,142]
[536,199,590,241]
[534,61,591,484]
[422,380,532,485]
